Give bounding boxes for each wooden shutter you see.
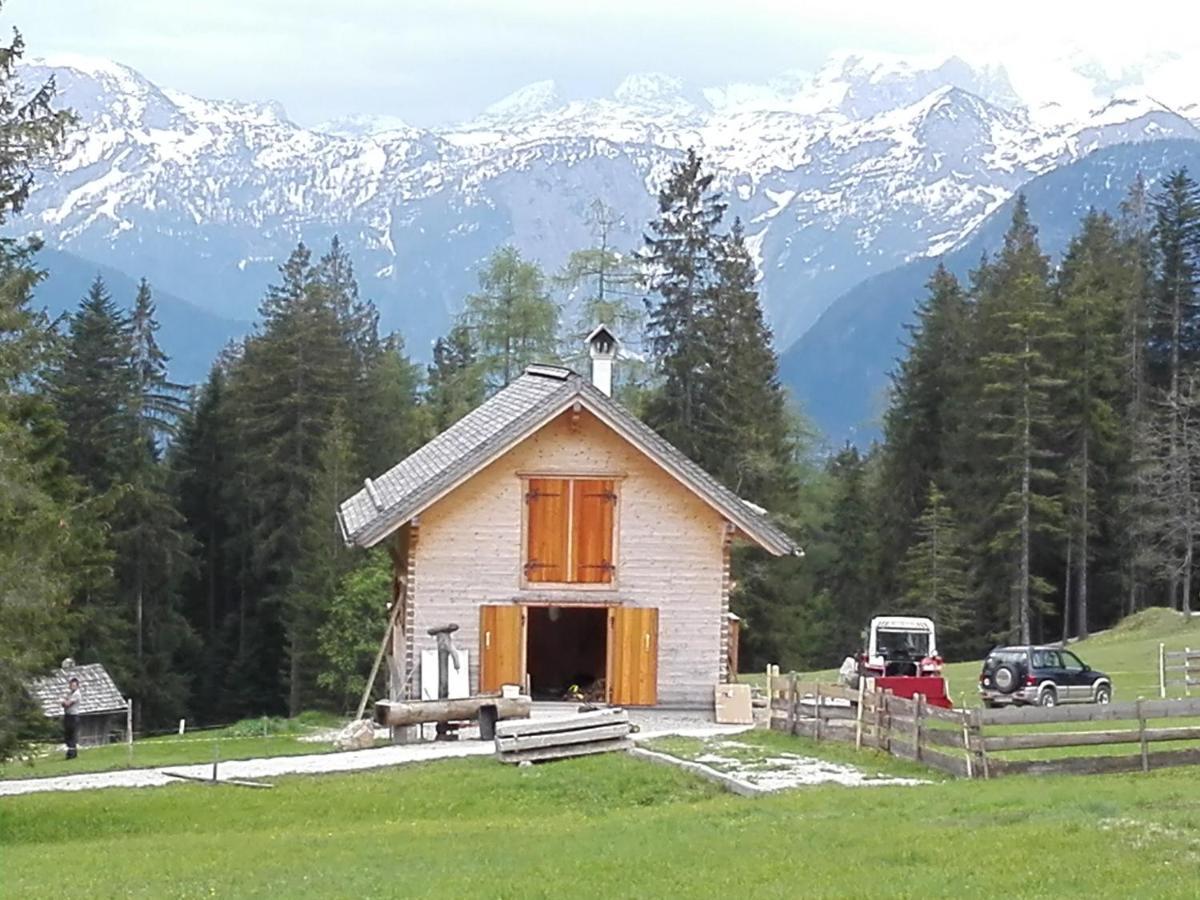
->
[525,478,568,583]
[479,605,525,692]
[608,607,658,706]
[571,479,616,584]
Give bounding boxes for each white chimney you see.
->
[586,325,618,397]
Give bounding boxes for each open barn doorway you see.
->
[525,605,608,702]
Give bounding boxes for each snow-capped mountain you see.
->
[12,51,1200,366]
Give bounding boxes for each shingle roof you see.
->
[26,663,127,717]
[338,366,800,556]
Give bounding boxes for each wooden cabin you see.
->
[338,328,799,708]
[26,660,127,746]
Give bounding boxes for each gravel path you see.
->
[0,707,745,797]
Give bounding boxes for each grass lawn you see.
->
[0,713,343,781]
[4,743,1200,898]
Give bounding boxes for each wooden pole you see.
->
[126,698,133,767]
[874,688,884,752]
[1159,642,1167,699]
[814,683,823,741]
[974,709,990,780]
[1137,698,1149,773]
[788,672,798,736]
[960,709,974,779]
[1187,649,1193,698]
[355,597,405,721]
[211,742,219,783]
[855,676,866,750]
[914,694,925,762]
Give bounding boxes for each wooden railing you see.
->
[767,673,1200,779]
[1158,643,1200,697]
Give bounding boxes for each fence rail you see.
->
[1158,643,1200,697]
[767,673,1200,779]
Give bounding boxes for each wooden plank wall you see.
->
[767,678,1200,779]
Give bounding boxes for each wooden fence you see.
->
[767,673,1200,779]
[1158,643,1200,697]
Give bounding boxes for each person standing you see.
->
[61,676,81,759]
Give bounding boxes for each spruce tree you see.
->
[1055,212,1126,638]
[895,483,971,652]
[877,264,971,596]
[426,324,484,432]
[642,148,726,462]
[1149,170,1200,610]
[704,218,795,504]
[972,197,1064,643]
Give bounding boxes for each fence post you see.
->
[1137,697,1149,773]
[125,698,133,767]
[765,663,772,706]
[972,709,989,780]
[855,676,866,750]
[814,683,823,741]
[211,741,220,783]
[788,672,799,736]
[882,692,892,754]
[878,691,888,753]
[914,694,925,762]
[959,709,974,779]
[1188,649,1194,698]
[1159,643,1166,699]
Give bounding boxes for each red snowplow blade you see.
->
[875,676,953,709]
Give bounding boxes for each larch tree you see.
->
[461,246,559,391]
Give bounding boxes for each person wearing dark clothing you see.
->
[61,677,80,759]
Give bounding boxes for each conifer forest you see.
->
[5,13,1200,754]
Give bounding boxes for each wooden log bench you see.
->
[494,708,634,764]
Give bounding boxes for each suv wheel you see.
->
[993,664,1020,694]
[1039,686,1058,707]
[1095,685,1112,704]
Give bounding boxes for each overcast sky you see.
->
[15,1,1200,126]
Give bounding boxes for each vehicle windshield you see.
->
[876,630,930,657]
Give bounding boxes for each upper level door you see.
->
[608,606,658,706]
[479,604,526,693]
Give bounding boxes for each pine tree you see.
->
[130,279,189,440]
[426,324,484,432]
[1055,212,1127,639]
[972,197,1064,643]
[1149,170,1200,610]
[0,13,80,758]
[642,148,727,462]
[461,246,558,390]
[51,276,138,494]
[170,366,238,721]
[1118,176,1157,616]
[702,218,796,503]
[895,483,971,651]
[358,334,428,476]
[877,264,972,596]
[287,409,357,714]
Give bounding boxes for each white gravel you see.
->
[0,706,740,797]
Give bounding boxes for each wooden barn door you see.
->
[480,605,525,692]
[608,607,658,706]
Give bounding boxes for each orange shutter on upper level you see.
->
[572,479,615,583]
[525,478,568,582]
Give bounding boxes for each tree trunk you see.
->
[1018,344,1032,644]
[1062,537,1073,644]
[1078,431,1090,640]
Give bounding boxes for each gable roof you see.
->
[338,366,800,556]
[26,663,127,717]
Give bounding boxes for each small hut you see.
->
[26,659,127,747]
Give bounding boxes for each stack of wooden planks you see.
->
[494,708,634,764]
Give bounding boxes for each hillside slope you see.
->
[781,138,1200,444]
